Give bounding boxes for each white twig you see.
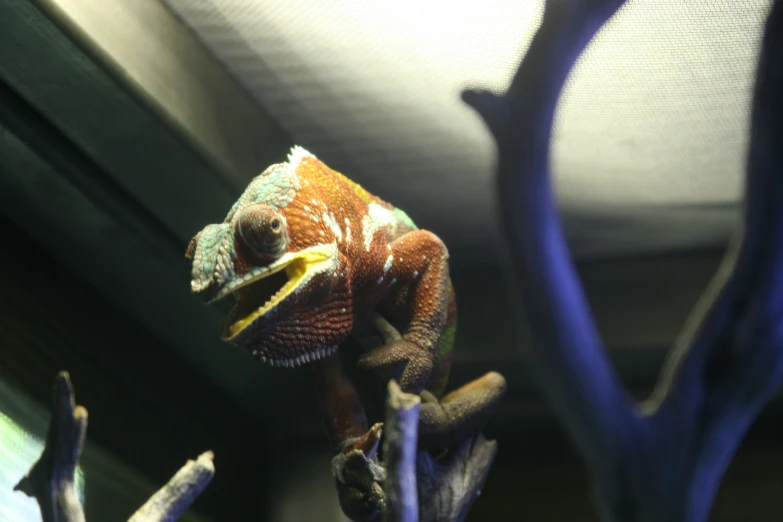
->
[128,452,215,522]
[383,380,421,522]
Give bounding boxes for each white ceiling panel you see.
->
[164,0,769,262]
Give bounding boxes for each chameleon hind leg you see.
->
[417,371,506,451]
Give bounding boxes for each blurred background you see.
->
[1,0,781,520]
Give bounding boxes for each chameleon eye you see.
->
[235,205,289,260]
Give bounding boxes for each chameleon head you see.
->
[185,148,350,366]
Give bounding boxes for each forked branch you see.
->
[463,0,634,472]
[464,0,783,520]
[14,372,215,522]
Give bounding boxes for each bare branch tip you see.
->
[461,88,508,139]
[199,450,215,460]
[461,89,502,113]
[484,371,507,388]
[73,405,88,421]
[387,380,421,411]
[12,476,32,495]
[55,372,75,399]
[196,450,216,472]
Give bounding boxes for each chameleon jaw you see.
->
[252,345,339,368]
[220,244,336,341]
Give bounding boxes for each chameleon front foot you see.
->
[418,371,507,451]
[356,338,434,395]
[331,423,386,522]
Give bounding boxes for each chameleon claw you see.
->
[342,422,383,458]
[332,424,387,522]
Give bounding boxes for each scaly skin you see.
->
[186,146,505,451]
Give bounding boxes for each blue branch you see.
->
[463,0,634,473]
[464,0,783,520]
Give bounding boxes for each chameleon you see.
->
[186,146,505,452]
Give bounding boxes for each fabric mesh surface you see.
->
[162,0,771,262]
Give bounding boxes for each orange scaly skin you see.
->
[186,146,455,395]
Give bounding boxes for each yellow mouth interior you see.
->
[221,247,332,340]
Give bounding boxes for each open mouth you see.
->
[219,245,335,340]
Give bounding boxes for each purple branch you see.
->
[463,0,634,471]
[651,0,783,437]
[464,0,783,520]
[648,2,783,515]
[383,381,420,522]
